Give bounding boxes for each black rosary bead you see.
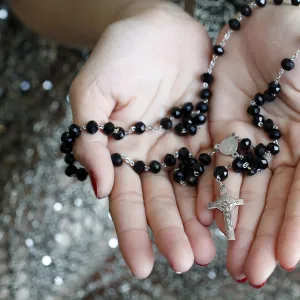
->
[178,147,190,160]
[160,118,173,130]
[193,114,206,125]
[111,153,123,167]
[76,168,89,181]
[258,158,268,170]
[267,143,280,155]
[188,157,198,166]
[292,0,300,6]
[229,19,241,31]
[173,169,185,183]
[135,122,146,134]
[65,165,77,177]
[281,58,295,71]
[103,122,115,136]
[164,154,176,167]
[273,0,283,4]
[150,160,161,174]
[196,101,209,113]
[247,167,258,176]
[186,124,198,136]
[243,151,255,162]
[247,105,260,116]
[240,5,252,16]
[200,88,212,100]
[214,166,228,181]
[255,143,267,157]
[86,120,99,135]
[181,102,194,116]
[64,153,76,165]
[112,127,125,140]
[198,153,212,165]
[133,161,145,174]
[179,160,190,171]
[192,162,205,176]
[255,0,266,7]
[175,123,186,136]
[171,107,182,119]
[186,174,198,186]
[254,93,265,106]
[239,138,252,152]
[69,124,81,138]
[213,45,225,56]
[60,142,73,154]
[263,119,274,132]
[201,73,214,84]
[252,114,265,127]
[182,116,194,127]
[61,132,73,144]
[268,81,281,94]
[232,157,244,173]
[263,91,276,103]
[268,128,281,140]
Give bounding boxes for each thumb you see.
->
[68,71,115,199]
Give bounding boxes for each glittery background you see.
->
[0,1,299,299]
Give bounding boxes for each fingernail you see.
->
[250,281,266,289]
[280,264,296,272]
[132,273,143,280]
[235,277,247,283]
[90,171,99,199]
[171,267,183,274]
[195,262,209,267]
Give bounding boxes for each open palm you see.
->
[205,4,300,286]
[70,5,216,279]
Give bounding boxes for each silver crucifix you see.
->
[208,185,244,240]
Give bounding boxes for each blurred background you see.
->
[0,0,299,299]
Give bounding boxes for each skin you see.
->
[11,0,300,285]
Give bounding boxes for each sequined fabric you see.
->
[0,1,299,300]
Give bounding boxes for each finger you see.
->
[109,165,154,279]
[197,150,215,226]
[244,167,293,285]
[142,171,194,273]
[277,162,300,270]
[70,72,115,198]
[225,167,270,281]
[173,181,216,266]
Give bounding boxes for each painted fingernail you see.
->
[90,171,99,199]
[250,281,266,289]
[280,264,296,272]
[235,277,247,283]
[195,262,209,267]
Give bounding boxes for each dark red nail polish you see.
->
[280,264,296,272]
[250,281,266,289]
[195,262,209,266]
[236,277,247,283]
[90,172,99,198]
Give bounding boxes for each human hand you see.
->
[204,4,300,286]
[69,2,216,279]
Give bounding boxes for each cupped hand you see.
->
[204,4,300,286]
[69,3,216,279]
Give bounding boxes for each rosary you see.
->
[59,0,300,240]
